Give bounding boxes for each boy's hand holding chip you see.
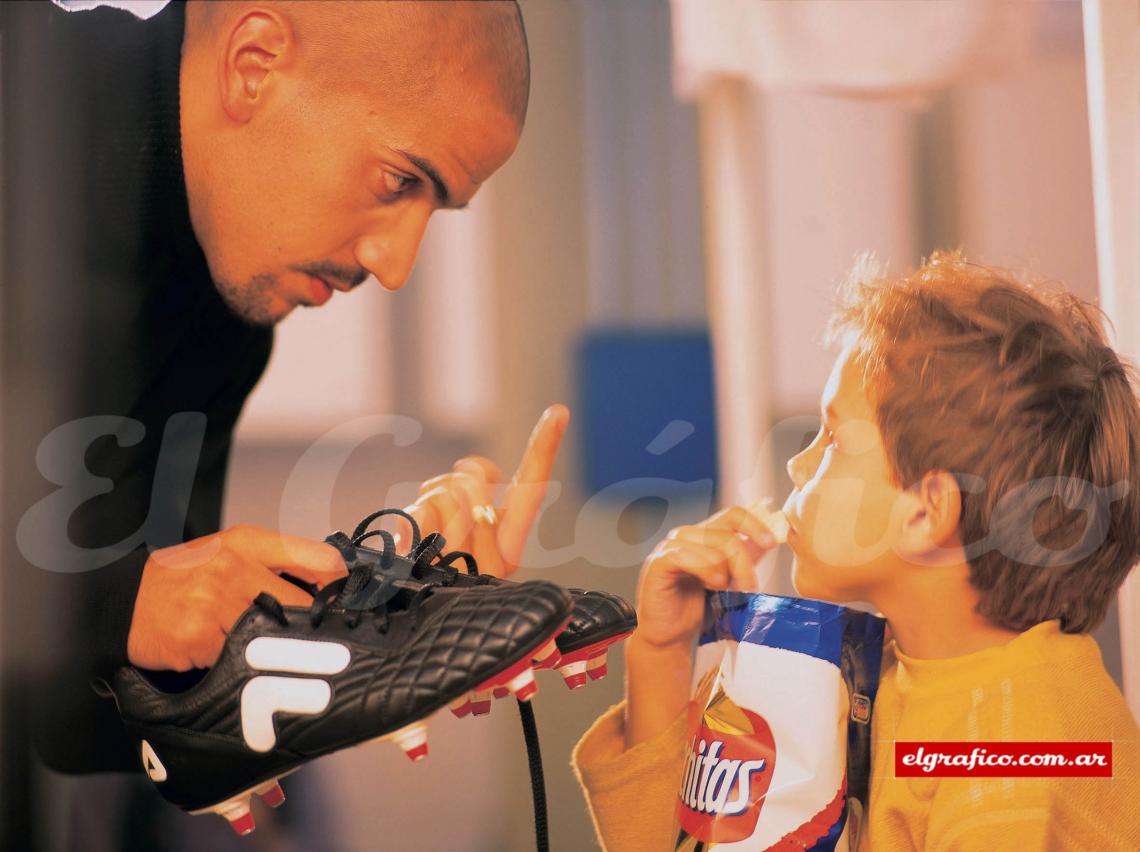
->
[625,499,788,747]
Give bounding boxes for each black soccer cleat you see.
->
[540,587,637,689]
[327,508,637,714]
[100,564,573,835]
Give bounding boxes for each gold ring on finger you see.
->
[472,504,498,526]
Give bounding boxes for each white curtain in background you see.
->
[673,0,993,505]
[1083,0,1139,717]
[236,284,395,443]
[670,0,1036,101]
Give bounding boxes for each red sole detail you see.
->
[476,615,572,692]
[536,651,563,670]
[477,662,529,692]
[405,744,429,762]
[228,813,256,836]
[259,784,286,808]
[557,631,633,668]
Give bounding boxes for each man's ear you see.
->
[896,470,963,566]
[218,10,292,124]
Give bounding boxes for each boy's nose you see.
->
[786,450,811,490]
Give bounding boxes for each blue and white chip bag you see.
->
[674,592,886,851]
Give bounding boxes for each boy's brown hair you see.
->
[826,250,1140,633]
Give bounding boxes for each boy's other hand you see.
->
[635,504,780,652]
[127,526,347,671]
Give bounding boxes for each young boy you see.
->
[572,252,1140,850]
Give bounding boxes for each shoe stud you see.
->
[449,693,474,718]
[587,653,609,681]
[558,659,589,690]
[215,798,255,836]
[507,667,538,702]
[391,721,429,762]
[532,639,561,669]
[470,689,493,716]
[255,780,286,809]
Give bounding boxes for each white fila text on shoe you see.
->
[240,637,352,752]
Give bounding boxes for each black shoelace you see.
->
[348,507,551,852]
[256,507,492,630]
[254,564,437,634]
[517,698,549,852]
[349,507,497,586]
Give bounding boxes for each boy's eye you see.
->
[798,429,816,453]
[797,425,833,454]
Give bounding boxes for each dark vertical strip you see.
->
[914,92,961,257]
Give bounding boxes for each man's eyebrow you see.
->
[396,149,466,209]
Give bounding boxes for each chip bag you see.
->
[673,592,886,850]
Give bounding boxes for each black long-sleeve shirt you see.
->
[2,0,272,774]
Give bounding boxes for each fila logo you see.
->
[141,739,167,783]
[240,638,351,753]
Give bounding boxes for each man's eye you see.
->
[381,171,415,198]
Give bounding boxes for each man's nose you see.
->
[353,208,433,292]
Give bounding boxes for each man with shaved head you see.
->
[181,0,528,323]
[0,0,536,813]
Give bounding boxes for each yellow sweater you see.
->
[572,620,1140,851]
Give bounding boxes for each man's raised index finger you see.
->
[497,404,570,567]
[510,404,570,487]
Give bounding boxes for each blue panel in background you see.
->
[576,328,718,499]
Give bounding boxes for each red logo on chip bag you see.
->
[675,704,777,843]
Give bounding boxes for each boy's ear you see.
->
[897,470,963,563]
